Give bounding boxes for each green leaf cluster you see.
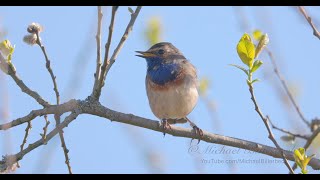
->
[293,147,315,174]
[230,32,269,85]
[0,39,15,62]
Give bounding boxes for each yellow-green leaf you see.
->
[294,149,304,161]
[251,60,263,73]
[0,39,14,58]
[240,33,252,42]
[303,154,315,169]
[253,30,263,41]
[298,148,305,157]
[237,34,255,68]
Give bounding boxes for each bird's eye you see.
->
[158,49,165,55]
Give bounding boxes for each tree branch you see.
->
[0,112,79,172]
[41,115,50,142]
[248,83,295,173]
[35,31,72,174]
[0,99,78,130]
[266,48,310,127]
[35,33,60,106]
[0,59,50,107]
[298,6,320,40]
[92,6,118,99]
[16,121,32,168]
[1,99,320,173]
[81,101,320,170]
[268,117,310,140]
[93,6,142,100]
[92,6,103,99]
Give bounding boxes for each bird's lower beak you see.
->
[135,51,156,58]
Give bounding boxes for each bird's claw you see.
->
[192,125,203,144]
[160,119,171,137]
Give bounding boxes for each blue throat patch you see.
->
[146,57,181,85]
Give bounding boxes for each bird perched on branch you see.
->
[136,42,203,141]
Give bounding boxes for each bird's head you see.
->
[136,42,185,66]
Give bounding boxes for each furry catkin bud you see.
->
[27,22,43,34]
[23,34,39,45]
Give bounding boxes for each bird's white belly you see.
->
[147,82,198,120]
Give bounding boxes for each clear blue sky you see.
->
[0,6,320,174]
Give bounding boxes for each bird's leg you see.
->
[160,119,171,137]
[185,117,203,144]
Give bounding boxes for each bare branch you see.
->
[268,118,310,140]
[81,101,320,170]
[19,122,32,153]
[6,67,50,107]
[266,48,310,127]
[298,6,320,40]
[0,47,50,108]
[93,6,142,100]
[248,83,295,173]
[17,121,32,167]
[92,6,103,99]
[0,99,78,130]
[92,6,117,99]
[1,112,79,172]
[2,99,320,172]
[35,31,72,174]
[35,33,60,106]
[41,115,50,142]
[54,114,72,173]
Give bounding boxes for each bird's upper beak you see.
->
[135,51,157,58]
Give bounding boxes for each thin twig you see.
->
[35,32,72,174]
[298,6,320,40]
[0,47,50,108]
[0,99,78,131]
[17,121,32,167]
[291,127,320,173]
[41,115,50,142]
[93,6,118,99]
[248,83,295,173]
[35,33,60,105]
[268,118,310,140]
[1,112,79,172]
[92,6,103,98]
[266,48,310,127]
[54,114,72,173]
[93,6,142,100]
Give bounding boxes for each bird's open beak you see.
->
[135,51,156,58]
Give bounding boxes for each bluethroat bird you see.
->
[136,42,203,141]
